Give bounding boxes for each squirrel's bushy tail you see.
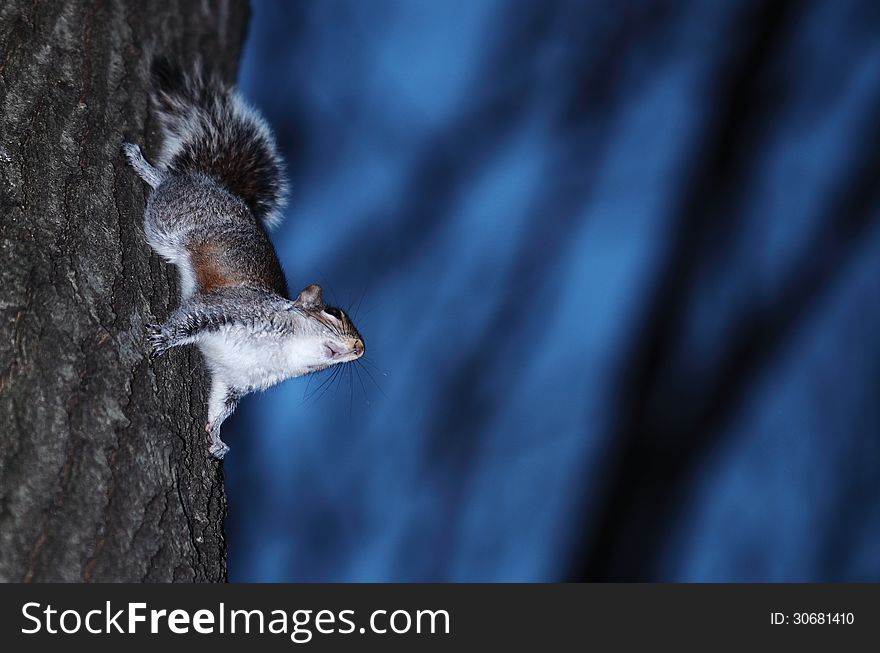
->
[149,58,288,228]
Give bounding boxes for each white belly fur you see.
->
[197,328,323,392]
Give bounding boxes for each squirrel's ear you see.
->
[294,284,323,309]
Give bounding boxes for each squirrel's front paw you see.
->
[146,323,172,359]
[206,422,230,459]
[208,439,230,459]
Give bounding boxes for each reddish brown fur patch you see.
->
[189,241,238,292]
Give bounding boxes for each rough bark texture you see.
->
[0,1,249,582]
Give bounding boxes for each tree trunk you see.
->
[0,0,249,582]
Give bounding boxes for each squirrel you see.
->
[123,59,364,459]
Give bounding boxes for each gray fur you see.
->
[125,62,364,459]
[150,58,289,229]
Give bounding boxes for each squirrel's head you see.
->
[291,284,364,371]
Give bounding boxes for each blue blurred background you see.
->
[222,0,880,581]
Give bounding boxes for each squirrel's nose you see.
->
[352,339,364,357]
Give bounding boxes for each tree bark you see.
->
[0,0,249,582]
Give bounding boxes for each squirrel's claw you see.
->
[205,421,230,459]
[146,323,171,360]
[208,435,230,459]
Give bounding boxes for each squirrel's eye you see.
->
[324,307,343,320]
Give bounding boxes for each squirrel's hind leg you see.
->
[122,142,164,189]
